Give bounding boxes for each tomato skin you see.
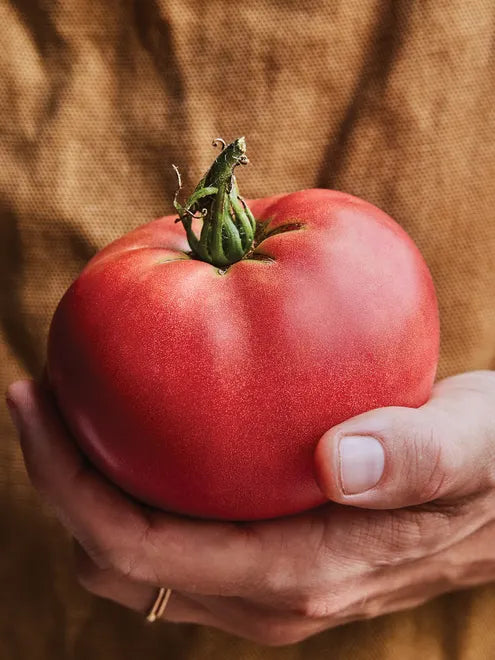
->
[47,189,439,521]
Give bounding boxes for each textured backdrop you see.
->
[1,1,494,658]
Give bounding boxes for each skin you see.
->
[6,370,495,646]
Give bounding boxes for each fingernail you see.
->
[5,395,21,433]
[339,435,385,494]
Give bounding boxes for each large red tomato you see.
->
[47,140,439,521]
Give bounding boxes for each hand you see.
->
[7,371,495,646]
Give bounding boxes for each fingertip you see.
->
[6,379,36,407]
[6,379,39,434]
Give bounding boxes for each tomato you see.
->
[47,139,439,520]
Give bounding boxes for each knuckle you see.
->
[104,546,137,579]
[293,594,337,620]
[83,539,132,577]
[84,523,155,584]
[82,540,114,571]
[261,555,296,599]
[394,418,452,503]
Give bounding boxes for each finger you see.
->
[7,380,148,566]
[6,380,263,594]
[314,371,495,508]
[74,542,320,647]
[73,542,212,625]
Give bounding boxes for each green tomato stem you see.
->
[174,137,256,267]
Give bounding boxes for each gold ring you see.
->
[146,587,173,622]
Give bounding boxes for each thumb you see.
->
[314,371,495,509]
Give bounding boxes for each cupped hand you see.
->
[7,371,495,646]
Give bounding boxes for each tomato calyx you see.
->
[181,219,306,274]
[239,220,306,262]
[173,137,257,268]
[172,137,305,272]
[253,220,306,244]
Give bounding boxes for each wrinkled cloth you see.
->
[1,1,495,658]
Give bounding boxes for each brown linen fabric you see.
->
[1,0,495,658]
